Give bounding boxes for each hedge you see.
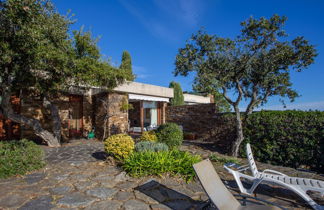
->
[241,110,324,172]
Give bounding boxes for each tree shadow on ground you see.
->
[91,151,108,161]
[224,179,311,208]
[135,180,208,210]
[183,140,227,154]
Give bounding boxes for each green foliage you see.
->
[169,81,184,106]
[104,134,135,160]
[0,0,133,145]
[139,131,158,142]
[120,98,134,112]
[123,150,201,181]
[174,14,317,156]
[241,110,324,171]
[213,91,231,113]
[0,139,45,179]
[156,123,183,149]
[120,51,135,81]
[209,154,239,165]
[135,141,169,152]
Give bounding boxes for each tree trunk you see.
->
[1,90,60,147]
[103,116,108,140]
[230,106,244,157]
[43,96,61,141]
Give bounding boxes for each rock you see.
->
[50,186,72,195]
[0,194,28,208]
[85,187,117,199]
[123,199,150,210]
[114,172,128,182]
[84,200,122,210]
[74,181,97,191]
[134,191,159,204]
[92,176,117,188]
[56,192,96,208]
[68,160,87,166]
[24,172,46,184]
[0,184,14,197]
[113,191,134,201]
[185,182,204,193]
[116,181,138,191]
[73,174,91,181]
[18,195,54,210]
[162,199,195,210]
[150,203,172,210]
[53,174,70,181]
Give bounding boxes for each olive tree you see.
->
[174,15,317,156]
[0,0,131,146]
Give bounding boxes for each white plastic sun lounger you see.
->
[193,159,280,210]
[224,143,324,210]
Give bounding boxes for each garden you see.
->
[104,122,202,182]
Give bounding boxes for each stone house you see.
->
[0,82,212,142]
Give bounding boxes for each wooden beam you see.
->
[157,102,161,125]
[140,101,144,132]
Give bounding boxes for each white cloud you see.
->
[118,0,204,41]
[153,0,202,27]
[132,65,150,79]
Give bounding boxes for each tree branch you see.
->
[221,87,234,105]
[234,80,243,105]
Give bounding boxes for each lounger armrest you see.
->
[224,163,249,172]
[262,169,288,176]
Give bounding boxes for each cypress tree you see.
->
[169,81,184,106]
[120,51,134,81]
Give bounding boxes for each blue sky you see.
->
[53,0,324,111]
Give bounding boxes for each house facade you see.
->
[0,82,212,142]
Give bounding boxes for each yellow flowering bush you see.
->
[139,131,158,142]
[104,134,135,160]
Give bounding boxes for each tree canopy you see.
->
[0,0,132,146]
[175,15,317,156]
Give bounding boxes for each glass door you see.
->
[143,101,158,127]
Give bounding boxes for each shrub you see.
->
[241,110,324,171]
[135,141,169,152]
[123,150,201,181]
[156,123,183,149]
[104,134,134,160]
[0,139,45,179]
[139,131,157,142]
[209,154,239,165]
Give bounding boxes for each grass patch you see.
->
[209,153,240,165]
[123,150,201,181]
[0,139,45,179]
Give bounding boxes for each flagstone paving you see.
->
[0,139,322,209]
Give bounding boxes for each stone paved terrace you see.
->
[0,139,323,209]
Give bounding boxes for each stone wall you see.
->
[166,104,235,149]
[93,92,128,140]
[82,92,94,137]
[108,93,128,136]
[20,92,71,142]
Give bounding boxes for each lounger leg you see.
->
[231,172,263,195]
[285,185,323,210]
[232,172,249,194]
[246,178,263,195]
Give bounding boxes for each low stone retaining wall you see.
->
[166,104,235,150]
